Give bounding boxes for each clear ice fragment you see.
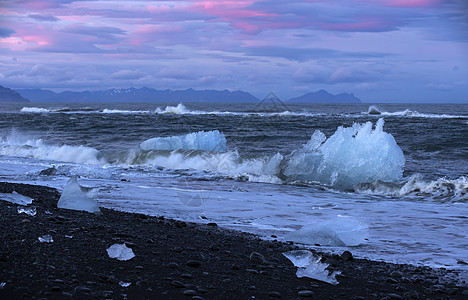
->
[283,250,341,285]
[119,281,131,287]
[38,234,54,243]
[106,243,135,261]
[0,191,33,205]
[57,176,100,213]
[17,206,37,216]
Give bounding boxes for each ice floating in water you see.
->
[283,250,340,285]
[282,119,405,189]
[107,243,135,261]
[57,176,100,213]
[285,216,368,246]
[18,206,37,216]
[140,130,227,152]
[38,234,53,243]
[367,105,381,115]
[0,191,33,205]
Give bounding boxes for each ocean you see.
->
[0,101,467,281]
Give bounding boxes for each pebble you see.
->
[269,291,281,298]
[172,280,186,288]
[181,273,193,279]
[50,286,61,292]
[390,271,403,278]
[250,252,266,264]
[73,286,91,294]
[385,293,403,300]
[404,291,419,299]
[167,262,180,268]
[192,296,205,300]
[461,289,468,296]
[183,289,197,296]
[187,260,202,267]
[207,222,217,227]
[340,251,353,261]
[298,290,314,297]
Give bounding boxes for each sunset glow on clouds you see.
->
[0,0,467,102]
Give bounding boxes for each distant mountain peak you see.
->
[15,87,259,103]
[0,85,30,102]
[288,89,361,103]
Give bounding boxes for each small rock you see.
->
[461,289,468,296]
[187,260,201,267]
[207,222,217,227]
[250,252,266,264]
[192,296,205,300]
[51,286,61,292]
[298,290,314,297]
[167,262,180,268]
[181,273,193,279]
[249,286,256,290]
[385,293,403,300]
[269,291,281,298]
[73,286,91,294]
[404,291,419,299]
[386,278,398,284]
[183,289,197,296]
[172,280,185,288]
[223,278,232,283]
[246,269,259,274]
[390,271,403,278]
[340,251,353,261]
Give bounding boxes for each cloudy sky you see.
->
[0,0,467,102]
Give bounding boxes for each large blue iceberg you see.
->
[282,119,405,189]
[140,130,227,152]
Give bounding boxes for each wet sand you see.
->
[0,182,466,299]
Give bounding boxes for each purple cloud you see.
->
[28,13,59,22]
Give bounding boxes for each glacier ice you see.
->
[18,206,37,216]
[283,250,341,285]
[119,281,131,287]
[38,234,54,243]
[140,130,227,152]
[285,216,368,246]
[0,191,33,205]
[282,119,405,189]
[106,243,135,261]
[57,176,100,213]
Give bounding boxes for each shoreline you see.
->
[1,181,466,299]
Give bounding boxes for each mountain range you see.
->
[5,86,361,103]
[0,85,29,102]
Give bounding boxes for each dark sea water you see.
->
[0,101,467,281]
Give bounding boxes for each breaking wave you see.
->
[140,130,226,152]
[20,107,50,113]
[1,120,464,201]
[365,106,466,119]
[355,175,468,202]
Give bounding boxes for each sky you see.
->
[0,0,467,102]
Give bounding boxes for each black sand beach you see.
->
[1,182,466,299]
